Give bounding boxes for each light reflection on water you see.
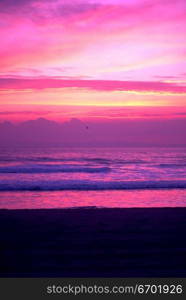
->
[0,189,185,209]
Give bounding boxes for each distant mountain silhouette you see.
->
[0,117,186,147]
[0,118,91,147]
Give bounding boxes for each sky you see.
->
[0,0,186,124]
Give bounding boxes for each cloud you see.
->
[0,110,52,116]
[0,105,186,125]
[0,0,185,109]
[0,78,185,95]
[0,0,99,18]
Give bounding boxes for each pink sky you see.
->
[0,0,186,122]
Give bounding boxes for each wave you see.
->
[0,164,111,174]
[0,156,146,165]
[0,180,185,191]
[158,163,186,168]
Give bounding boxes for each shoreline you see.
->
[0,205,186,211]
[0,207,186,277]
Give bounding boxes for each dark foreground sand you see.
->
[0,207,186,277]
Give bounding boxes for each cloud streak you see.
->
[0,78,185,95]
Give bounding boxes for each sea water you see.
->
[0,147,185,208]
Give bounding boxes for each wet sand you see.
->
[0,207,186,277]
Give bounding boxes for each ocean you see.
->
[0,147,185,209]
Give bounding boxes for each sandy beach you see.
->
[0,207,186,277]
